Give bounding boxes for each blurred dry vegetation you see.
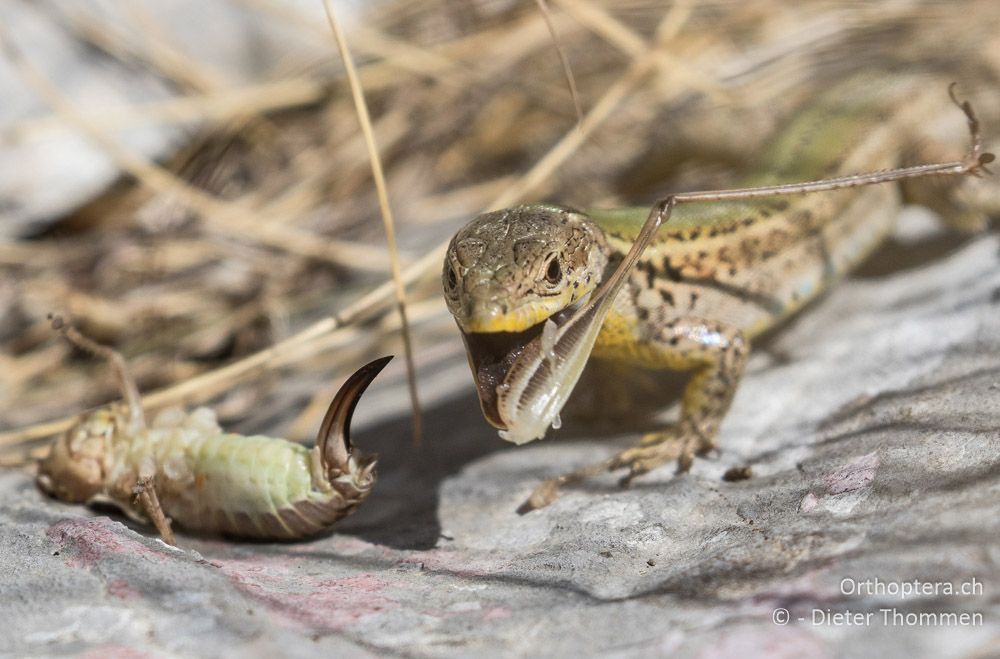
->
[1,0,998,465]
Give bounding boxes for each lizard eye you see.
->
[445,263,459,293]
[544,257,562,285]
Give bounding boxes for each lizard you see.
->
[441,73,997,509]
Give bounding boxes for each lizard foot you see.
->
[615,425,712,487]
[518,425,712,512]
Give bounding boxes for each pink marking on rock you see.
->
[799,492,819,513]
[823,452,879,495]
[218,557,397,633]
[697,624,829,659]
[748,569,839,607]
[107,578,141,601]
[482,607,512,621]
[79,645,150,659]
[46,517,164,569]
[267,535,394,563]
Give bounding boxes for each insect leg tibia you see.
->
[315,356,393,472]
[662,85,993,209]
[48,314,145,431]
[133,476,175,545]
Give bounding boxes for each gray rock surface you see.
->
[2,222,998,657]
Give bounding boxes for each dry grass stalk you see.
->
[321,0,423,445]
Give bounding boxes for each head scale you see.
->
[443,205,609,334]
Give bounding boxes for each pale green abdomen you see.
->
[148,423,348,539]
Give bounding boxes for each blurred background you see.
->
[1,0,997,465]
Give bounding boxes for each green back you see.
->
[585,76,891,241]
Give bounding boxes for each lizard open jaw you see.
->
[459,295,590,442]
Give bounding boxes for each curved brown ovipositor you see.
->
[304,355,392,529]
[318,355,392,472]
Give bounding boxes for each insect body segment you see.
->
[38,318,389,542]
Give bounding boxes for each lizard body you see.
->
[443,73,997,488]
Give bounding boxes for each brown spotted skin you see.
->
[447,72,999,481]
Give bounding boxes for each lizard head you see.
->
[443,204,609,429]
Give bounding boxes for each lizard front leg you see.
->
[615,316,748,484]
[522,315,748,510]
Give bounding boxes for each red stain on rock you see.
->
[46,517,164,569]
[217,556,397,633]
[482,607,512,621]
[697,624,828,659]
[107,578,141,600]
[79,645,150,659]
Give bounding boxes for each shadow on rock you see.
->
[332,390,506,550]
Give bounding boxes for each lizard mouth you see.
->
[460,300,585,430]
